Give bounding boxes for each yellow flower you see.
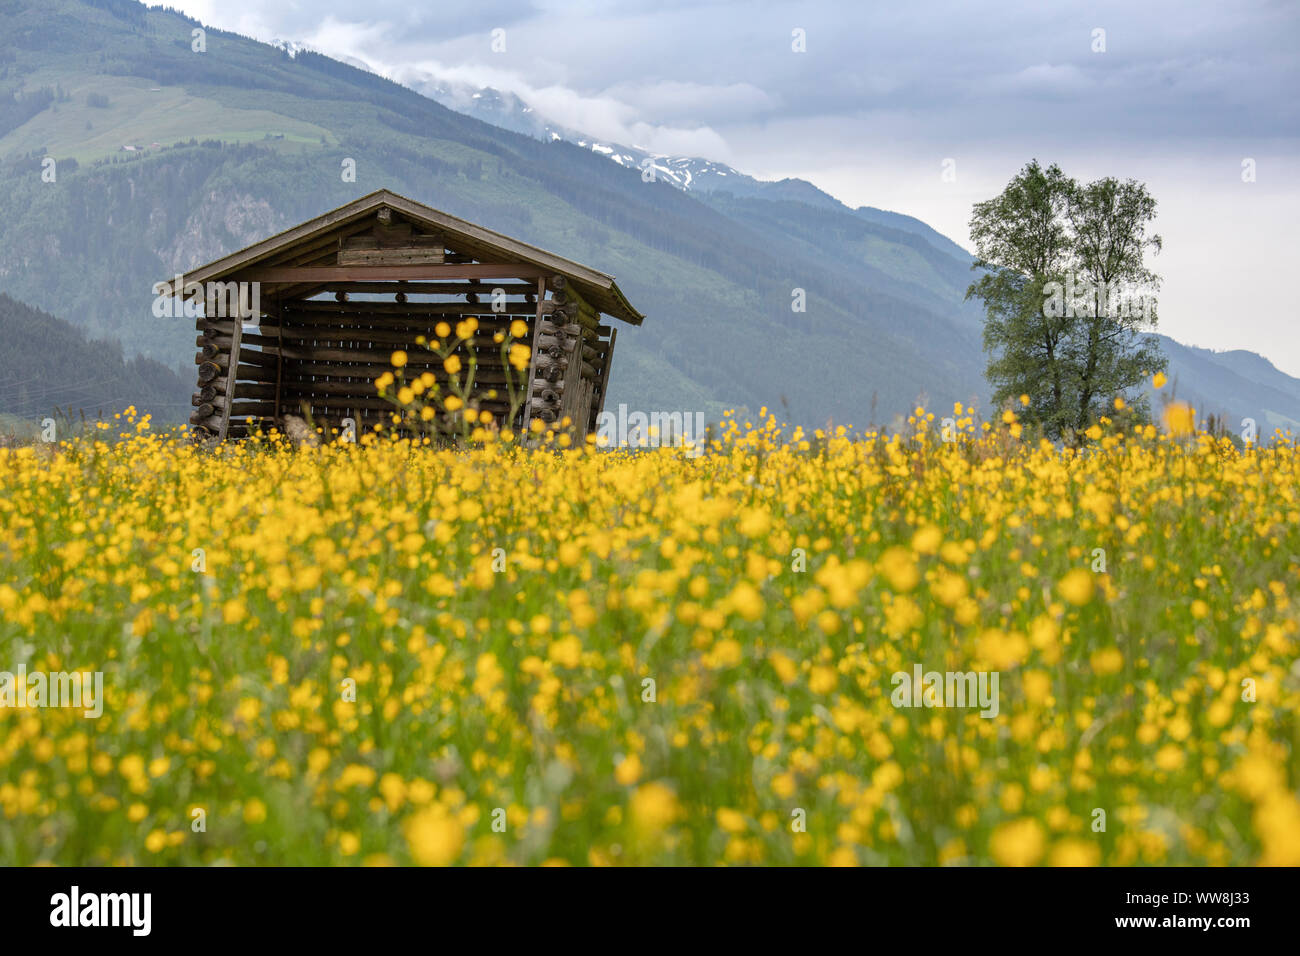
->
[1049,838,1100,866]
[405,805,464,866]
[769,652,799,685]
[614,753,643,786]
[726,582,764,621]
[771,772,797,799]
[630,782,679,832]
[243,799,267,824]
[878,547,919,592]
[443,355,462,375]
[706,638,743,668]
[1155,744,1185,772]
[717,808,747,833]
[337,764,377,790]
[872,761,903,791]
[1022,670,1053,706]
[1090,647,1124,676]
[378,773,407,812]
[1057,568,1095,606]
[391,350,408,368]
[827,846,859,866]
[976,628,1030,669]
[911,525,942,555]
[222,598,247,624]
[808,665,837,694]
[930,569,967,607]
[548,635,582,668]
[1163,401,1195,436]
[990,818,1045,866]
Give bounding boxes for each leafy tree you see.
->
[967,160,1167,441]
[1063,176,1166,433]
[967,161,1076,436]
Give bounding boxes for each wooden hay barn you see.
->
[154,189,644,441]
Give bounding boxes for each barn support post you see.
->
[521,276,547,432]
[273,300,284,424]
[590,326,616,432]
[217,286,245,442]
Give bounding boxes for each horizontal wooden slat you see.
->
[338,247,446,266]
[238,264,550,283]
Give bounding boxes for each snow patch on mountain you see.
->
[269,39,311,59]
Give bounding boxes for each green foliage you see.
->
[967,160,1168,441]
[0,85,54,137]
[0,292,188,423]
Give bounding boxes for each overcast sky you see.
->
[146,0,1300,376]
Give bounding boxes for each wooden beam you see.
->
[274,302,284,422]
[521,277,547,432]
[338,247,445,266]
[591,327,617,433]
[239,264,549,283]
[300,282,537,296]
[218,307,245,442]
[286,300,537,316]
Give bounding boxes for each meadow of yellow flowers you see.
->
[0,405,1297,866]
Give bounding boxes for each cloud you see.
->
[297,16,398,60]
[147,0,1299,143]
[986,63,1094,96]
[604,81,778,125]
[392,60,736,158]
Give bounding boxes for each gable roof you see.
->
[154,189,644,325]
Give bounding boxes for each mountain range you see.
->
[1,0,1297,438]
